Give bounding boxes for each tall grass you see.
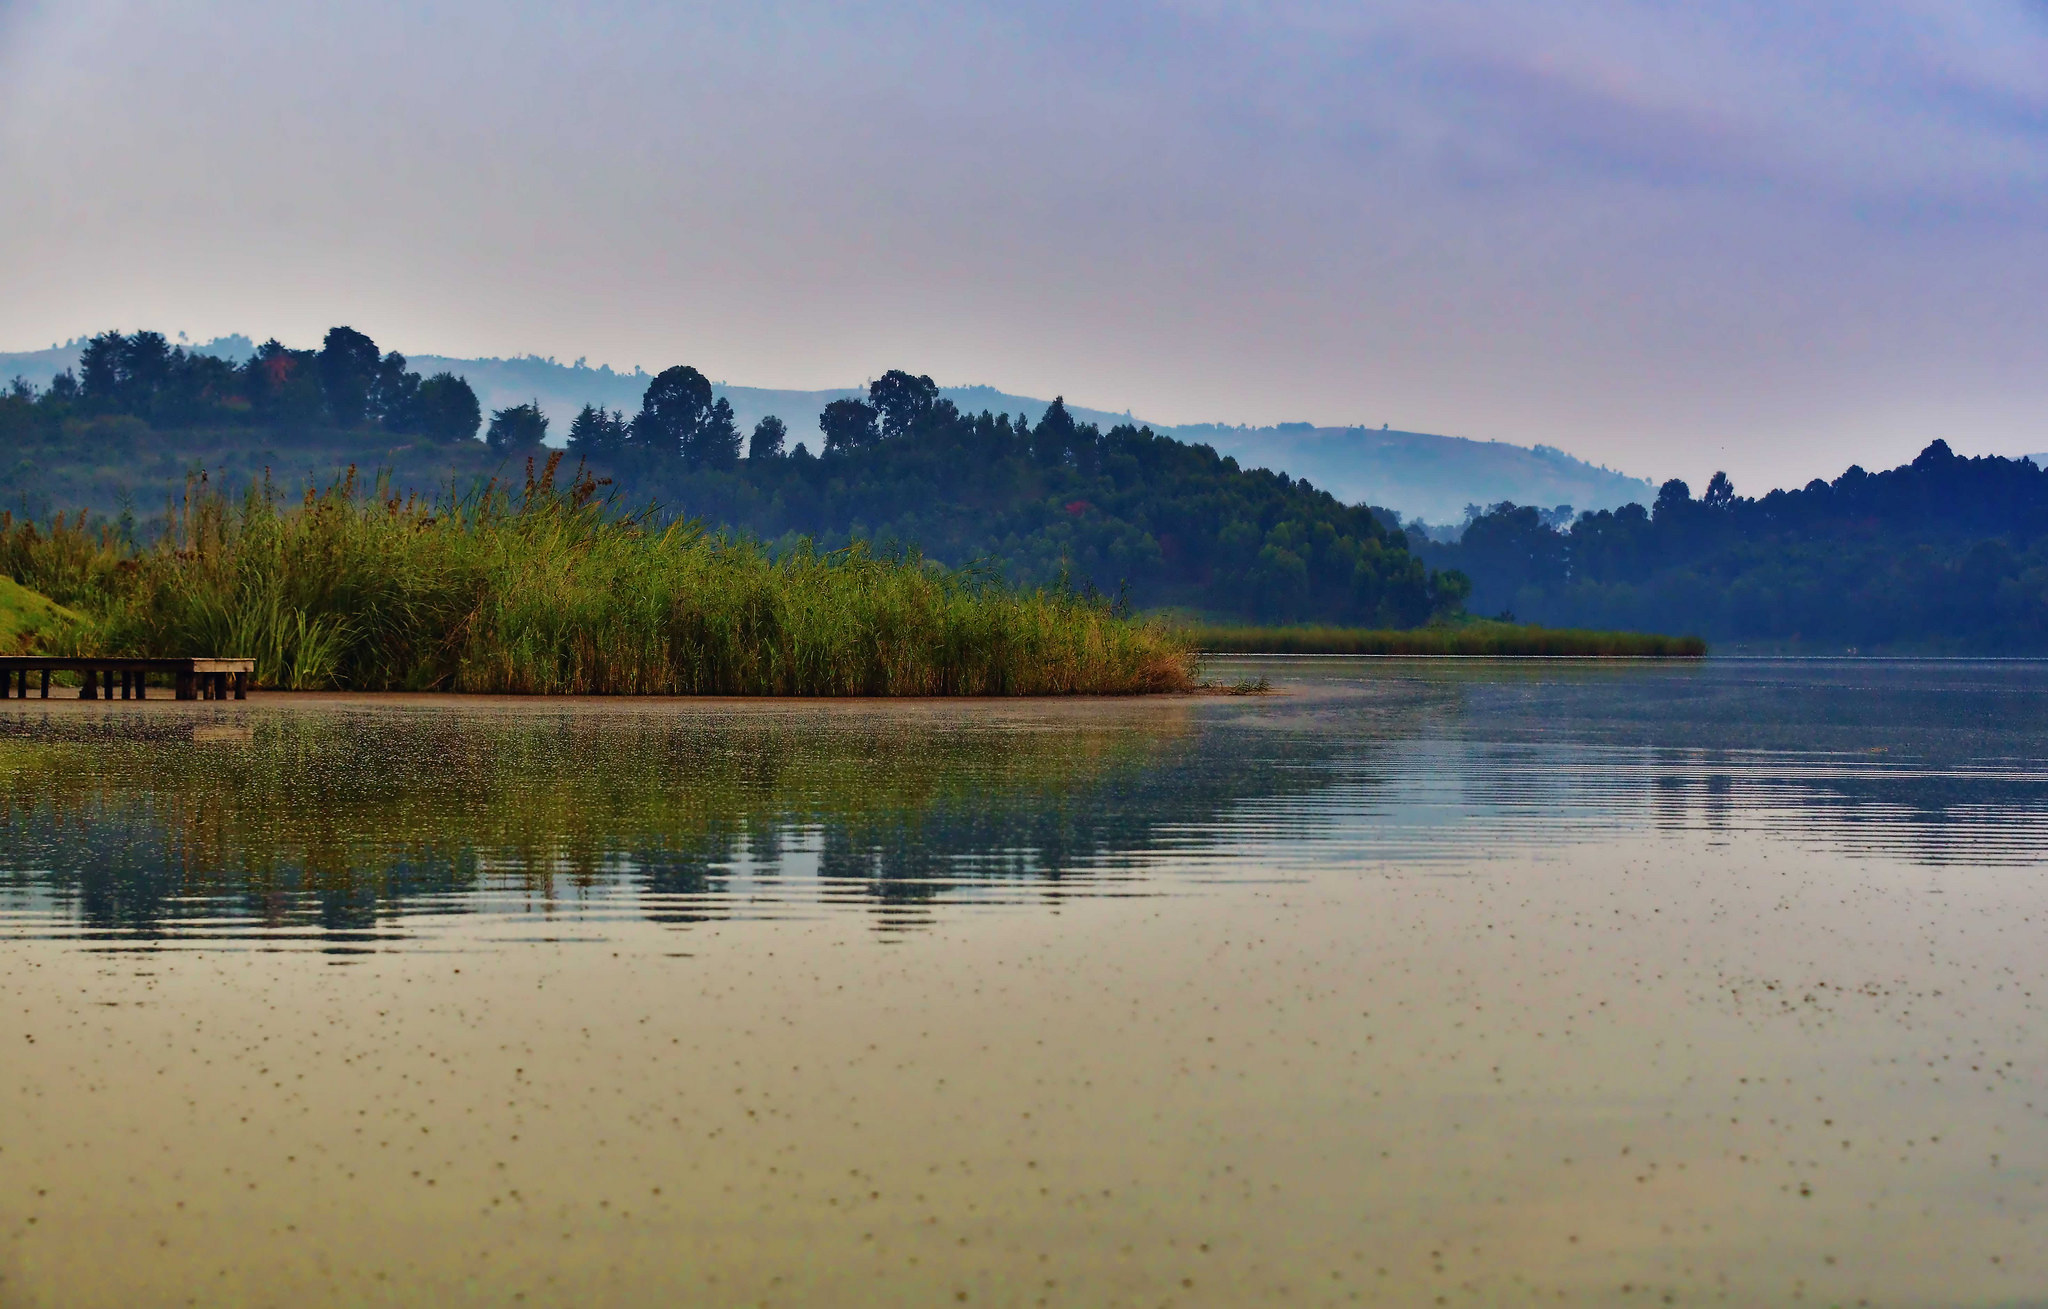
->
[1191,620,1707,657]
[0,457,1195,695]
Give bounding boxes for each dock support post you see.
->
[175,671,194,701]
[136,673,146,700]
[233,672,247,700]
[39,671,49,699]
[79,670,96,700]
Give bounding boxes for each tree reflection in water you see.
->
[0,703,1353,947]
[7,660,2048,951]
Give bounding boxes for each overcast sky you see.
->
[3,0,2046,489]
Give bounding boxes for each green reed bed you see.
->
[0,460,1194,695]
[1191,620,1706,657]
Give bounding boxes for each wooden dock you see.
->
[0,657,254,701]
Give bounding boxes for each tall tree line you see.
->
[564,368,1467,625]
[1413,440,2048,649]
[21,327,482,441]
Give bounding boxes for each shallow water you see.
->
[2,660,2045,1306]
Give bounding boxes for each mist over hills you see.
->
[2,337,1648,523]
[1171,425,1652,526]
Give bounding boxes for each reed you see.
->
[1190,620,1707,657]
[0,457,1195,695]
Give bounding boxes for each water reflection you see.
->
[0,703,1348,948]
[4,660,2048,952]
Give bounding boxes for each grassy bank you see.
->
[1190,619,1707,657]
[0,459,1195,695]
[0,574,83,654]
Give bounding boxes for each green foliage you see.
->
[0,328,1467,628]
[317,326,383,427]
[1190,620,1706,656]
[614,382,1466,626]
[485,400,550,453]
[819,396,879,453]
[1,459,1194,695]
[49,327,482,443]
[748,415,787,461]
[629,366,740,468]
[568,404,630,457]
[415,372,482,442]
[0,574,84,654]
[1418,441,2048,650]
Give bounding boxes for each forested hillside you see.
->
[1,337,1657,525]
[1416,441,2048,650]
[1,328,1467,626]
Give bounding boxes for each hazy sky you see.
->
[4,0,2046,489]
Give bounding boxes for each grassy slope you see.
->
[1188,619,1706,657]
[0,575,81,654]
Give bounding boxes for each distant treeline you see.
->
[3,330,1473,627]
[4,327,486,442]
[561,365,1470,625]
[1415,442,2048,651]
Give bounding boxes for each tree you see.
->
[372,351,422,432]
[869,370,938,439]
[1033,397,1076,466]
[318,326,383,427]
[567,404,629,457]
[415,373,481,442]
[819,397,879,453]
[78,332,124,403]
[1653,478,1692,521]
[748,415,787,460]
[244,339,324,428]
[486,401,550,453]
[121,332,174,412]
[688,397,741,469]
[1702,471,1736,509]
[632,365,713,461]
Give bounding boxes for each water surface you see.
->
[2,660,2045,1306]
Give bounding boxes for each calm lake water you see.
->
[2,659,2045,1306]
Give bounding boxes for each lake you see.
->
[2,659,2045,1306]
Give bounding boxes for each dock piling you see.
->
[0,658,254,704]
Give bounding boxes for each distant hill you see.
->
[1160,424,1655,525]
[2,340,1648,520]
[395,356,1150,457]
[1414,440,2048,652]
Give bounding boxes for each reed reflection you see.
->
[0,703,1349,947]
